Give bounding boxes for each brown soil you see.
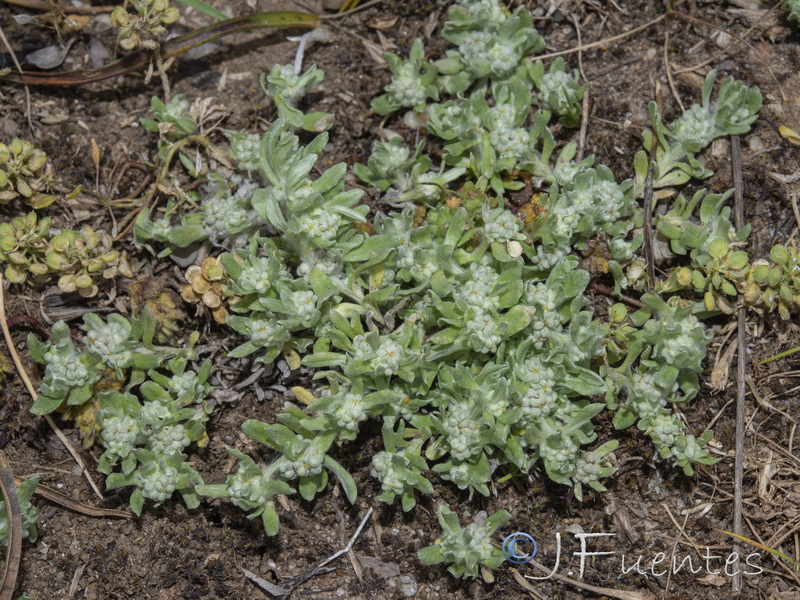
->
[2,0,800,599]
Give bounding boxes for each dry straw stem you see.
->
[0,450,21,600]
[731,134,747,593]
[242,507,373,598]
[511,566,656,600]
[12,475,134,519]
[0,274,104,499]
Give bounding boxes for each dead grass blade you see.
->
[720,529,800,568]
[0,451,22,600]
[510,567,656,600]
[13,476,134,519]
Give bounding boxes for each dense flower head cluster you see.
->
[444,403,482,461]
[102,415,140,457]
[139,463,180,503]
[277,444,325,480]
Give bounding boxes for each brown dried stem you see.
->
[0,450,21,600]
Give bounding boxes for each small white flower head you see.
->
[164,96,190,120]
[297,208,341,241]
[84,321,130,368]
[456,0,507,23]
[102,415,139,456]
[149,216,172,241]
[202,194,250,245]
[671,104,716,149]
[248,318,281,347]
[458,31,493,65]
[230,133,261,172]
[540,436,579,475]
[490,127,530,159]
[466,311,501,354]
[487,41,518,76]
[573,451,603,484]
[649,414,682,451]
[168,370,204,401]
[386,63,427,108]
[278,444,325,479]
[238,256,274,295]
[445,403,482,461]
[228,466,268,509]
[538,70,580,113]
[292,290,318,321]
[149,424,189,457]
[140,401,171,429]
[483,209,522,244]
[140,464,180,503]
[465,523,495,560]
[334,393,367,431]
[371,339,404,376]
[44,350,89,387]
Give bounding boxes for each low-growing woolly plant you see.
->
[125,0,792,583]
[418,505,511,582]
[28,313,214,514]
[111,0,180,50]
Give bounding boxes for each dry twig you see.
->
[13,476,133,519]
[243,507,374,598]
[731,134,747,593]
[0,451,21,600]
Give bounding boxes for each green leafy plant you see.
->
[782,0,800,23]
[131,0,765,567]
[372,38,439,115]
[111,0,180,50]
[28,314,214,513]
[97,358,213,515]
[436,0,544,94]
[261,64,332,132]
[0,138,54,208]
[0,211,131,296]
[528,57,584,127]
[418,505,511,582]
[633,70,761,197]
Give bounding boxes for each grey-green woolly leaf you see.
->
[241,420,285,449]
[483,509,512,535]
[302,352,347,368]
[262,505,281,536]
[167,224,206,248]
[26,333,48,363]
[499,305,534,337]
[371,95,400,116]
[30,394,63,415]
[612,406,638,430]
[130,489,144,516]
[401,488,417,512]
[251,188,288,230]
[343,234,395,262]
[228,341,260,358]
[562,369,607,396]
[66,384,92,406]
[324,455,357,503]
[417,544,444,565]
